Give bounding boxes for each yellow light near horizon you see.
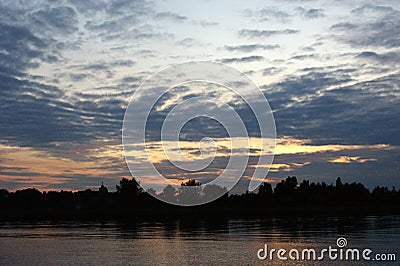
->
[0,137,391,191]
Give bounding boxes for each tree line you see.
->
[0,176,399,219]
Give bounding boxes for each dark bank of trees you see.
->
[231,176,399,209]
[0,176,399,219]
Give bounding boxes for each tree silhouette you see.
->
[258,182,273,198]
[0,176,399,219]
[203,184,228,202]
[161,184,177,203]
[177,179,202,205]
[181,179,201,186]
[116,177,143,207]
[274,176,298,205]
[116,177,142,196]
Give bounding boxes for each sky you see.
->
[0,0,399,192]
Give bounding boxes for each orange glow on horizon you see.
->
[0,137,392,191]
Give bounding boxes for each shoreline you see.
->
[1,205,399,221]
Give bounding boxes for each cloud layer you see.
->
[0,0,399,191]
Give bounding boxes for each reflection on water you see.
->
[0,215,399,265]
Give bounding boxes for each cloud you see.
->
[330,22,357,31]
[105,0,152,16]
[224,44,280,52]
[72,59,135,75]
[85,20,172,42]
[0,23,51,72]
[244,6,324,23]
[270,70,353,97]
[289,53,318,60]
[0,0,398,192]
[192,20,219,27]
[356,51,378,58]
[67,0,106,15]
[154,11,187,21]
[262,67,285,76]
[69,73,92,82]
[0,69,130,148]
[239,29,299,38]
[329,156,376,164]
[78,1,167,42]
[265,70,400,146]
[127,136,396,192]
[27,6,78,36]
[0,19,86,148]
[254,161,311,173]
[243,7,291,23]
[351,4,394,16]
[175,38,196,47]
[356,51,400,64]
[331,4,400,48]
[0,143,128,190]
[296,7,325,18]
[220,55,264,64]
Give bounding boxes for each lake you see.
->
[0,215,399,265]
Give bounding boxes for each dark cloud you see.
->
[64,59,136,82]
[356,51,378,58]
[244,6,324,23]
[0,171,42,177]
[330,22,357,31]
[67,0,106,15]
[262,67,285,76]
[220,55,264,64]
[296,7,325,18]
[301,46,315,52]
[27,6,78,36]
[113,59,136,67]
[85,21,168,42]
[0,78,85,147]
[272,70,352,97]
[289,53,318,60]
[0,64,132,148]
[69,73,92,82]
[244,7,291,23]
[120,76,141,84]
[264,70,400,146]
[356,51,400,64]
[0,0,398,191]
[154,11,187,21]
[135,49,156,58]
[82,63,110,72]
[224,44,280,52]
[141,84,266,143]
[351,4,394,16]
[239,29,299,38]
[80,1,164,42]
[0,2,81,57]
[76,59,135,71]
[331,4,400,48]
[105,0,152,16]
[259,7,289,19]
[0,23,48,72]
[176,38,196,47]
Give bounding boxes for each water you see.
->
[0,216,399,265]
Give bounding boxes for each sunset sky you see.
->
[0,0,399,192]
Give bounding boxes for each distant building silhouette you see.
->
[99,182,108,194]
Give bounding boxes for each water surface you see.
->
[0,215,398,265]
